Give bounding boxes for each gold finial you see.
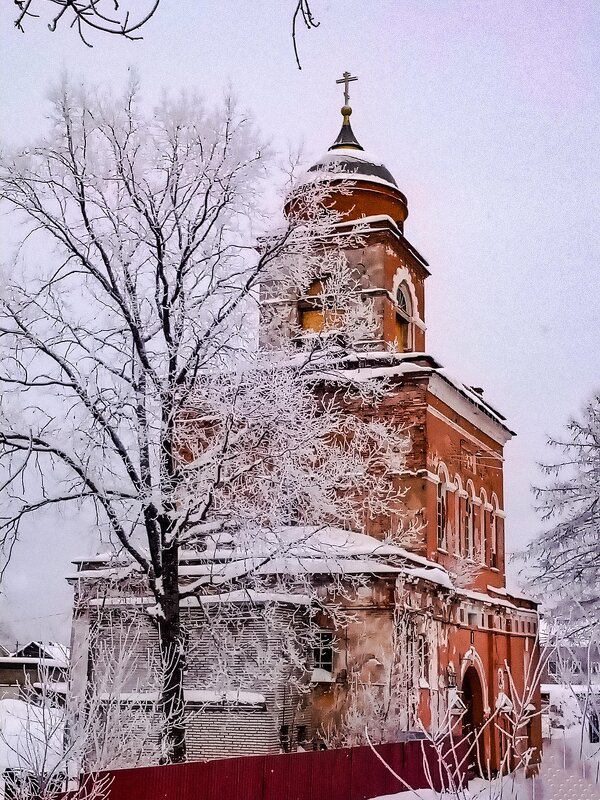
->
[336,71,358,123]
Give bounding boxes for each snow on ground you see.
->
[368,773,529,799]
[0,698,64,772]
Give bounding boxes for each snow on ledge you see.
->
[181,590,312,607]
[310,668,335,683]
[403,566,454,590]
[97,690,266,706]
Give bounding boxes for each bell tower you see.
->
[297,74,430,353]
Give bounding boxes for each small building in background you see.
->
[0,642,69,704]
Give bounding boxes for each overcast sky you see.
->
[1,0,599,645]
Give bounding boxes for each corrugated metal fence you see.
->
[74,739,467,800]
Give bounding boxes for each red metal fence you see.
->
[75,739,467,800]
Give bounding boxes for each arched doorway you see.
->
[462,666,485,775]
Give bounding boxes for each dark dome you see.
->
[307,148,398,188]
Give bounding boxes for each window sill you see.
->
[437,547,448,554]
[310,668,334,684]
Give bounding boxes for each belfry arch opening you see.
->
[395,282,413,352]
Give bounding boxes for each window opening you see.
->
[313,630,334,672]
[418,634,430,684]
[464,496,474,559]
[297,725,308,748]
[490,510,498,568]
[481,504,488,565]
[279,724,291,753]
[395,283,412,352]
[437,477,448,550]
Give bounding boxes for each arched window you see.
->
[490,495,499,569]
[464,488,475,560]
[436,467,448,550]
[479,490,488,565]
[395,283,413,352]
[453,475,463,556]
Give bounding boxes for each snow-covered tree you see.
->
[0,79,411,762]
[526,394,600,616]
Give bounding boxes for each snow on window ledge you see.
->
[311,668,335,684]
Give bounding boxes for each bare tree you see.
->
[0,612,178,799]
[525,394,600,615]
[0,78,410,763]
[10,1,319,67]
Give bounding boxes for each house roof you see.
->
[10,642,69,667]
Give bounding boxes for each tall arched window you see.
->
[396,283,412,352]
[454,475,463,556]
[490,496,499,569]
[464,489,475,560]
[436,468,448,550]
[480,490,488,565]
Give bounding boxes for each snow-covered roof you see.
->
[0,656,68,669]
[310,350,511,432]
[72,527,534,613]
[487,584,538,605]
[304,147,400,192]
[403,566,455,590]
[10,642,69,667]
[456,588,517,610]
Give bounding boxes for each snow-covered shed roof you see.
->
[11,642,70,667]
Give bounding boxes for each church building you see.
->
[69,79,542,780]
[284,78,543,774]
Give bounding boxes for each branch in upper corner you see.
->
[12,1,320,67]
[292,0,320,69]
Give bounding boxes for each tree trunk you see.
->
[158,544,187,763]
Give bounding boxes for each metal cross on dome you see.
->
[336,71,358,106]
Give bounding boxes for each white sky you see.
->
[1,0,599,644]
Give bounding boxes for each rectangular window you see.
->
[547,660,557,676]
[468,611,479,627]
[572,660,582,674]
[418,634,430,684]
[591,662,600,675]
[313,630,334,672]
[279,724,291,753]
[297,725,308,747]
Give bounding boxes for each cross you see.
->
[336,71,358,106]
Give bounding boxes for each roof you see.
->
[329,114,364,151]
[12,642,69,667]
[307,350,513,436]
[308,147,399,190]
[314,106,400,190]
